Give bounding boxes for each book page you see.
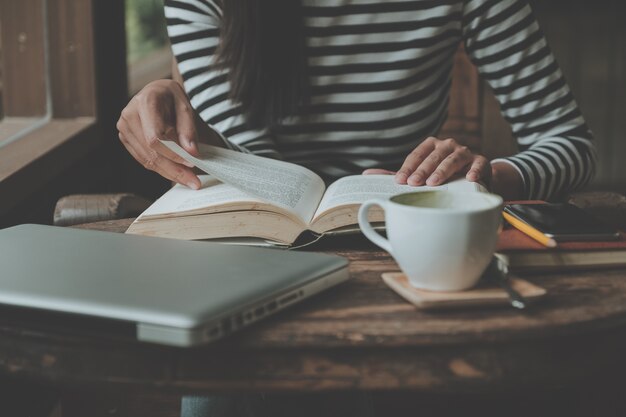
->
[161,141,326,224]
[313,175,484,219]
[139,176,266,219]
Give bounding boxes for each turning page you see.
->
[162,141,326,224]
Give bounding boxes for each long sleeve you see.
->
[164,0,281,158]
[462,0,596,200]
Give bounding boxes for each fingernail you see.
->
[426,174,440,185]
[395,173,408,184]
[186,181,200,190]
[180,136,194,150]
[182,160,195,168]
[408,174,423,186]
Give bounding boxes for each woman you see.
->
[117,0,596,415]
[118,0,595,202]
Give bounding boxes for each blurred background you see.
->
[0,0,624,228]
[125,0,170,95]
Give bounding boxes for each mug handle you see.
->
[358,199,392,254]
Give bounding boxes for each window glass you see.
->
[126,0,172,94]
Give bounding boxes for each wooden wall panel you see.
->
[0,0,131,225]
[47,0,97,118]
[475,0,625,192]
[575,4,613,187]
[531,1,624,191]
[0,0,46,117]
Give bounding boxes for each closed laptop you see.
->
[0,224,349,346]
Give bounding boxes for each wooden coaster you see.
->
[382,272,547,310]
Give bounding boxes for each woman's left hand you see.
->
[363,136,491,187]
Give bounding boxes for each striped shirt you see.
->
[165,0,596,200]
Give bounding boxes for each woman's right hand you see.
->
[116,79,202,190]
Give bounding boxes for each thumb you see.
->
[175,102,200,157]
[180,132,199,157]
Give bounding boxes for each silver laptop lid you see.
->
[0,224,348,329]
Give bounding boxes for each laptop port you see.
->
[279,292,299,305]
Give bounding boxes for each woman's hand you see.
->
[363,136,491,187]
[116,79,203,189]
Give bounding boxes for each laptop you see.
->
[0,224,349,347]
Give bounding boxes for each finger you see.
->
[171,84,200,157]
[120,126,200,189]
[395,137,437,184]
[407,141,456,186]
[153,138,196,169]
[117,116,149,163]
[118,131,143,164]
[362,168,396,175]
[134,93,194,166]
[131,98,195,168]
[425,147,473,186]
[118,130,170,179]
[148,151,202,190]
[136,91,175,142]
[466,155,491,185]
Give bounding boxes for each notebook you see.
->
[496,227,626,271]
[0,224,349,347]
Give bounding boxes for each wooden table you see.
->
[2,216,626,405]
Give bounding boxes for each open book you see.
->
[126,141,486,245]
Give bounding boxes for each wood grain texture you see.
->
[47,0,96,118]
[457,1,626,192]
[525,1,624,191]
[381,272,546,310]
[0,1,132,227]
[0,0,46,117]
[569,192,626,230]
[0,118,96,216]
[0,209,623,393]
[0,117,42,143]
[53,194,152,226]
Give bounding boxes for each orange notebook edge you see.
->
[497,201,626,252]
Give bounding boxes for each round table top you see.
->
[59,218,626,348]
[1,217,626,393]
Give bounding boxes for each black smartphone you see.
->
[503,203,621,242]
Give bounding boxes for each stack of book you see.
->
[496,222,626,271]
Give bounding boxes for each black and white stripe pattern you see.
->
[165,0,596,200]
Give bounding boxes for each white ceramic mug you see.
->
[358,191,503,291]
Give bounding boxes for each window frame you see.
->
[0,0,128,217]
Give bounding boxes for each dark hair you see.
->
[216,0,309,128]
